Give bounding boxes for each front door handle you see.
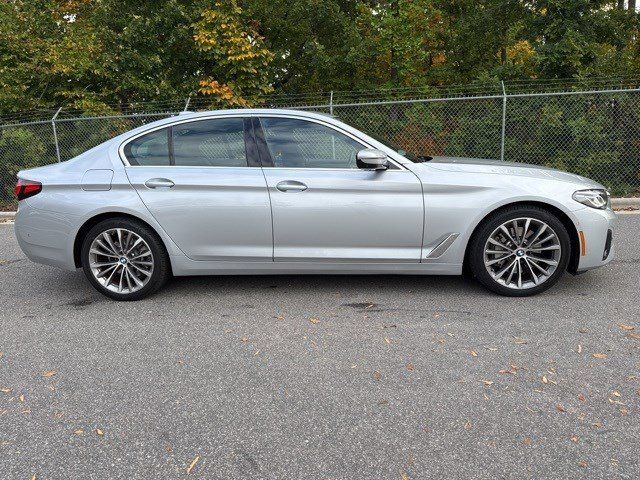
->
[276,180,308,192]
[145,178,175,189]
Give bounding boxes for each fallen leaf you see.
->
[0,388,11,394]
[74,429,84,435]
[577,344,582,353]
[276,315,285,321]
[241,336,248,343]
[498,368,514,374]
[464,421,472,430]
[592,353,608,359]
[470,350,478,357]
[556,404,566,413]
[400,470,410,480]
[373,371,382,381]
[384,337,391,344]
[612,391,621,397]
[542,376,548,384]
[19,394,24,402]
[626,333,640,340]
[523,438,532,446]
[254,349,260,356]
[571,436,578,443]
[309,317,320,324]
[186,455,200,474]
[579,461,588,468]
[514,338,528,345]
[482,380,494,386]
[42,371,57,378]
[96,428,104,436]
[618,323,635,331]
[406,363,414,371]
[577,393,586,402]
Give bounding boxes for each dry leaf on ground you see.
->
[186,455,200,474]
[592,353,608,359]
[309,318,320,324]
[618,323,635,331]
[406,363,414,371]
[42,371,57,378]
[96,429,104,436]
[373,371,382,381]
[470,350,478,357]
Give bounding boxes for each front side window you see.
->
[260,117,363,168]
[123,117,247,167]
[124,128,170,166]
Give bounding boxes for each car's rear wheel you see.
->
[81,218,170,301]
[468,206,571,296]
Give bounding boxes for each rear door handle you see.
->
[145,178,175,189]
[276,180,307,192]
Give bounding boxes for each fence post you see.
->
[51,107,63,163]
[329,91,334,115]
[500,81,507,162]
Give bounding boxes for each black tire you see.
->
[81,217,171,301]
[467,205,571,297]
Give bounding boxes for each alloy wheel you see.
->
[88,228,154,294]
[483,217,561,290]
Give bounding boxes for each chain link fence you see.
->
[2,85,639,209]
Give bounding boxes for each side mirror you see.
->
[356,149,389,171]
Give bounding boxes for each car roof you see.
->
[110,108,336,144]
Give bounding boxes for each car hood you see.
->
[417,156,605,189]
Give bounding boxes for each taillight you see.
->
[14,179,42,201]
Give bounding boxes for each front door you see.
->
[124,116,272,261]
[254,116,424,262]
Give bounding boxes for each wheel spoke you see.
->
[499,225,518,247]
[524,257,539,285]
[128,261,152,277]
[521,219,531,245]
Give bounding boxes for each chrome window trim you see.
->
[118,113,406,171]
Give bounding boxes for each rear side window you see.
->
[172,118,247,167]
[123,118,247,167]
[124,128,170,166]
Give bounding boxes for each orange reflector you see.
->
[578,231,586,256]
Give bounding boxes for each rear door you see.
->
[254,116,424,263]
[123,116,273,261]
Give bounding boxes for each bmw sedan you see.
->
[14,109,615,300]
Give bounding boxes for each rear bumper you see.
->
[14,201,78,271]
[573,206,616,272]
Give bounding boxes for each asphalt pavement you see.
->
[1,215,639,479]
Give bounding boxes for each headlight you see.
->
[572,189,610,209]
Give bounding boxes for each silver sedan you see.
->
[14,109,616,300]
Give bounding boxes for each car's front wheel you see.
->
[81,218,170,301]
[468,206,571,296]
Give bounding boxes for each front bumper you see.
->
[573,206,616,272]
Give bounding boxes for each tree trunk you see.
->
[630,0,636,11]
[618,0,625,10]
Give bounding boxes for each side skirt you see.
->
[169,257,462,276]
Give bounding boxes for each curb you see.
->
[0,197,638,219]
[611,197,640,209]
